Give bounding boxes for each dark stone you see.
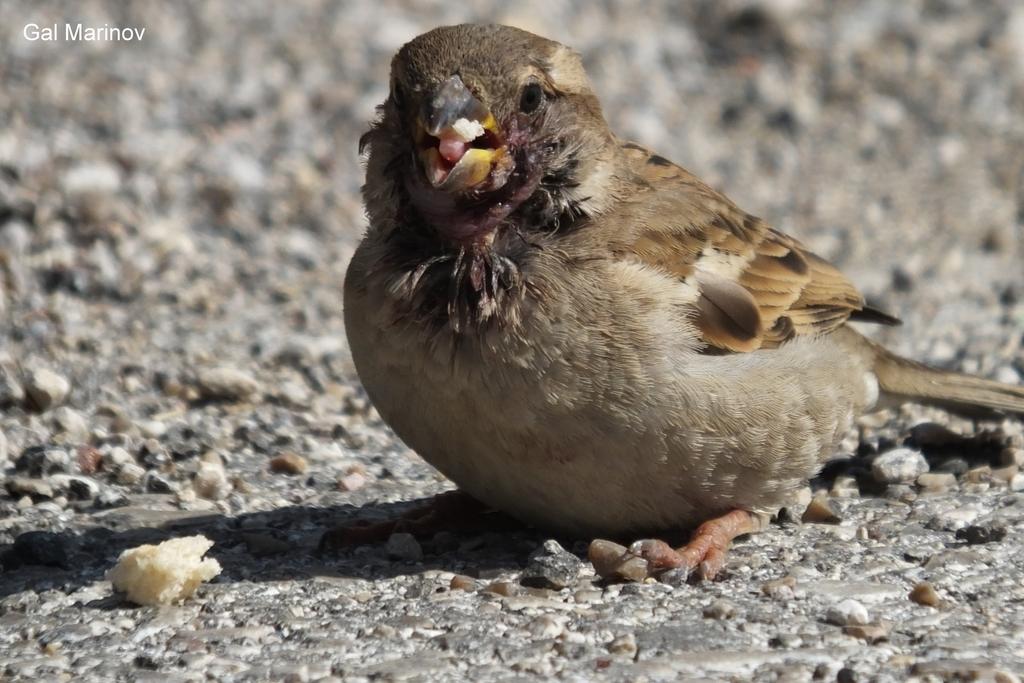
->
[133,655,160,670]
[143,471,175,493]
[956,523,1007,545]
[163,423,207,461]
[15,446,71,476]
[66,476,99,500]
[767,108,798,135]
[520,539,581,590]
[891,267,914,292]
[837,667,858,683]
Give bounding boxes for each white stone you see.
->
[196,367,260,401]
[826,599,870,626]
[193,461,231,500]
[25,368,71,410]
[53,406,89,441]
[872,448,929,484]
[62,162,121,195]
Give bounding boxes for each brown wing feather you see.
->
[618,141,899,353]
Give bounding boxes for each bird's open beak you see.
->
[416,75,511,192]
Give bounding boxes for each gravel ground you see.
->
[2,1,1024,681]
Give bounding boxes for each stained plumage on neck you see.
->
[383,226,527,334]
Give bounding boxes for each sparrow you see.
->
[337,24,1024,581]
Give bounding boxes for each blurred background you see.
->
[0,0,1023,494]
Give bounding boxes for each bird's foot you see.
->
[318,490,495,552]
[588,509,760,583]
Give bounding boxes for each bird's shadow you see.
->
[1,420,1007,602]
[0,494,560,603]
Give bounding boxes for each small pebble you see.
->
[95,489,130,509]
[15,446,71,476]
[449,574,476,592]
[836,667,858,683]
[137,419,168,439]
[104,446,134,470]
[778,486,813,523]
[872,448,929,484]
[521,540,582,590]
[843,622,890,643]
[884,484,917,502]
[826,599,870,626]
[386,532,423,561]
[62,160,120,194]
[761,575,797,600]
[528,615,565,639]
[25,368,71,411]
[964,465,992,483]
[269,452,308,474]
[703,599,738,619]
[337,471,367,491]
[956,523,1007,545]
[588,539,650,582]
[274,381,311,408]
[5,477,55,499]
[143,470,176,493]
[916,472,956,492]
[573,589,602,603]
[481,581,518,597]
[607,633,637,657]
[53,406,89,441]
[658,567,692,587]
[0,428,7,463]
[802,495,841,523]
[909,582,941,607]
[76,446,103,474]
[194,461,231,500]
[63,475,99,500]
[117,462,146,485]
[196,367,261,401]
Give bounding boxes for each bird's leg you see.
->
[590,509,764,582]
[319,490,498,552]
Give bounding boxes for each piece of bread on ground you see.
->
[107,535,221,606]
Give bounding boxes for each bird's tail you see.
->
[837,327,1024,419]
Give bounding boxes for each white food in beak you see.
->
[451,117,486,142]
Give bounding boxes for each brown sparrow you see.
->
[337,24,1024,581]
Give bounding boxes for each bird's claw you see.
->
[588,510,757,584]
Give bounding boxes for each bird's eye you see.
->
[519,83,545,114]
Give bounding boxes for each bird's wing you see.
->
[615,141,899,353]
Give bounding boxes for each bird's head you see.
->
[362,24,616,245]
